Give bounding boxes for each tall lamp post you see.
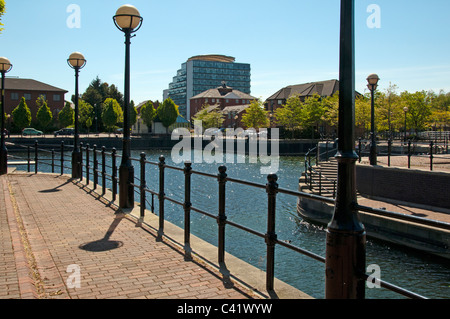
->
[367,74,379,165]
[0,57,13,175]
[325,0,366,299]
[403,106,409,143]
[113,4,143,208]
[67,52,87,179]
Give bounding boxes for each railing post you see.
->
[101,146,106,196]
[387,138,392,167]
[60,141,64,176]
[93,145,98,190]
[34,140,38,174]
[112,148,117,201]
[79,142,83,181]
[51,149,55,173]
[140,152,146,219]
[27,145,31,173]
[184,161,192,260]
[85,143,90,185]
[265,173,278,292]
[319,172,322,196]
[430,141,433,171]
[217,165,227,264]
[407,140,411,168]
[358,138,361,163]
[158,155,165,239]
[326,140,329,161]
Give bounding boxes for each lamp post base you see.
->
[119,164,135,208]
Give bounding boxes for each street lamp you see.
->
[113,4,143,208]
[0,57,13,175]
[367,73,379,165]
[67,52,87,179]
[325,0,366,299]
[403,106,409,143]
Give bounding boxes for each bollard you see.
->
[51,149,55,173]
[387,139,392,167]
[265,173,278,291]
[184,161,192,259]
[140,153,146,219]
[407,140,411,169]
[217,165,227,264]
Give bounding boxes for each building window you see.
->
[236,99,240,104]
[24,93,32,101]
[53,94,61,102]
[11,92,19,100]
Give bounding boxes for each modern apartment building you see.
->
[164,54,251,119]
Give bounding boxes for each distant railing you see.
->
[357,138,450,171]
[9,140,450,299]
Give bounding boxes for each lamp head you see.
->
[113,4,143,31]
[0,57,13,73]
[68,52,86,69]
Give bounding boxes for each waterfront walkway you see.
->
[0,172,262,299]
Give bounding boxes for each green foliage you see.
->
[58,102,74,128]
[12,97,32,130]
[79,100,94,130]
[36,95,53,131]
[140,101,157,128]
[0,0,5,33]
[274,95,303,133]
[102,98,122,132]
[241,99,269,129]
[157,98,179,131]
[192,104,224,129]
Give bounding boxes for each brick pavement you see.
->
[0,173,259,299]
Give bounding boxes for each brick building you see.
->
[190,83,257,128]
[3,78,68,118]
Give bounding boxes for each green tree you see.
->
[322,92,339,129]
[140,100,157,129]
[0,0,5,33]
[157,98,179,133]
[401,90,432,134]
[79,100,94,131]
[192,104,224,129]
[274,95,302,136]
[36,96,53,132]
[58,102,74,128]
[355,94,371,137]
[102,98,121,134]
[300,94,326,138]
[12,97,32,130]
[241,99,269,130]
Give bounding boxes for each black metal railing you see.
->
[9,140,450,299]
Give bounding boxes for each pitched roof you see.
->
[191,85,256,101]
[5,78,68,93]
[266,79,339,100]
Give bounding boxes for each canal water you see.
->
[11,148,450,299]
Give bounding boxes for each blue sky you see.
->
[1,0,450,105]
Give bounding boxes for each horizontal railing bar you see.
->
[276,239,326,263]
[225,219,266,239]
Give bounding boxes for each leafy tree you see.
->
[355,94,371,137]
[102,98,121,134]
[36,96,53,132]
[79,100,94,131]
[157,98,179,133]
[322,92,339,129]
[0,0,5,33]
[401,90,432,134]
[241,99,269,130]
[274,95,302,136]
[12,97,32,130]
[58,102,74,128]
[300,94,326,138]
[192,104,224,129]
[140,100,157,129]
